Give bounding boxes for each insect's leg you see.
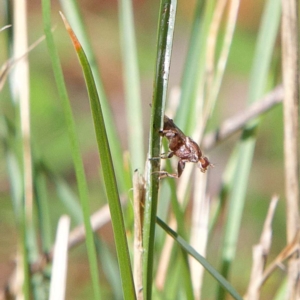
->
[177,160,185,178]
[163,152,174,159]
[159,129,176,139]
[152,171,178,179]
[149,151,174,160]
[153,160,185,179]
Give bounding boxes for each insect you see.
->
[154,115,213,178]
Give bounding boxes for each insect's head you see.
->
[198,156,213,173]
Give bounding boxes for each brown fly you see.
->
[154,115,213,178]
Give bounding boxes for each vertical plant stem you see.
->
[281,0,300,297]
[133,171,145,300]
[118,0,144,172]
[12,1,32,298]
[175,0,207,132]
[143,0,177,298]
[217,0,281,298]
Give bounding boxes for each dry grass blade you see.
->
[281,0,300,297]
[203,0,241,134]
[155,228,174,290]
[13,0,33,221]
[245,196,279,300]
[203,85,284,150]
[206,0,227,88]
[0,34,46,91]
[190,172,210,300]
[49,216,70,300]
[259,231,300,288]
[67,199,125,248]
[30,198,126,273]
[133,171,145,300]
[0,24,12,32]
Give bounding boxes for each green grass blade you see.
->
[175,0,215,133]
[41,2,101,299]
[118,0,144,172]
[142,1,177,298]
[35,169,52,254]
[156,217,243,300]
[217,0,281,298]
[1,119,31,299]
[60,14,136,300]
[95,239,123,300]
[60,0,130,193]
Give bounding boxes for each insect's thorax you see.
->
[171,137,201,162]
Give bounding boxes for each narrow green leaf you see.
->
[60,13,136,300]
[118,0,144,172]
[175,0,215,134]
[157,217,243,300]
[60,0,130,194]
[41,2,101,299]
[143,1,177,299]
[217,0,281,298]
[35,170,52,253]
[143,0,177,300]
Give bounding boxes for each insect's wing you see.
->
[163,115,187,141]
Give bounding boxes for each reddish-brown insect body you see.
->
[158,115,213,178]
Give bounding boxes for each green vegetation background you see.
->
[0,1,285,299]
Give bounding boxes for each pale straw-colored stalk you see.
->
[49,216,71,300]
[281,0,300,297]
[13,0,32,221]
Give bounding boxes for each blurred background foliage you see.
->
[0,0,286,299]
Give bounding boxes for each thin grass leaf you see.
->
[95,239,123,300]
[118,0,144,172]
[59,0,130,193]
[203,0,240,133]
[156,217,243,300]
[1,115,23,220]
[41,2,101,299]
[49,216,70,300]
[19,219,31,300]
[60,13,136,299]
[217,0,281,298]
[281,0,300,296]
[164,251,194,299]
[34,170,52,254]
[142,0,177,298]
[54,178,83,225]
[7,1,39,298]
[175,0,215,133]
[39,160,83,225]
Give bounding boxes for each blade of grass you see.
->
[202,0,241,136]
[60,13,136,299]
[60,0,130,193]
[49,216,70,300]
[175,0,215,134]
[156,217,243,300]
[190,173,209,299]
[281,0,300,296]
[217,0,281,298]
[133,171,145,299]
[34,169,52,254]
[142,0,177,298]
[118,0,144,172]
[11,1,37,298]
[41,2,101,299]
[95,239,123,300]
